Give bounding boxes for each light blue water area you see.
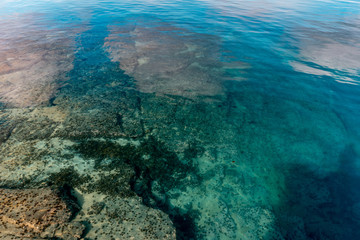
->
[1,0,360,239]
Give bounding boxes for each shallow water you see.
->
[1,0,360,239]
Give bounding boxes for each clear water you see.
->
[1,0,360,239]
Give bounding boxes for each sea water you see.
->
[0,0,359,239]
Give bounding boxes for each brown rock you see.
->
[104,19,225,99]
[0,188,84,239]
[0,13,76,108]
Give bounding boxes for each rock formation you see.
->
[0,188,84,239]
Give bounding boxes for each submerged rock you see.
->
[104,19,226,98]
[75,193,176,240]
[0,187,85,239]
[0,14,77,108]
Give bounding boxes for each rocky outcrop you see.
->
[0,188,84,239]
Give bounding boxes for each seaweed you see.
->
[48,167,90,188]
[74,136,200,239]
[74,136,195,189]
[87,173,136,198]
[74,140,140,170]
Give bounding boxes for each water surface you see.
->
[1,0,360,239]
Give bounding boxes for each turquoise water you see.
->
[1,0,360,239]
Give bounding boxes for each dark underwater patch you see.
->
[48,166,91,189]
[74,136,201,239]
[274,144,360,240]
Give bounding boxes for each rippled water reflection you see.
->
[0,0,360,239]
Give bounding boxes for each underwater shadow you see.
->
[274,144,360,240]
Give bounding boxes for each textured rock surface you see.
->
[0,44,73,108]
[104,19,248,99]
[0,14,75,108]
[74,193,176,240]
[0,188,84,239]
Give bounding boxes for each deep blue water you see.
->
[1,0,360,239]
